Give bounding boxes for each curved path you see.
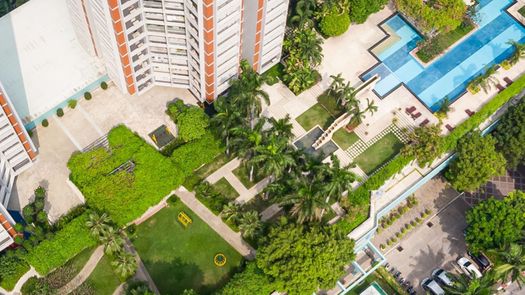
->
[58,245,104,295]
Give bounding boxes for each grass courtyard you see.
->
[76,254,121,295]
[355,133,404,175]
[296,93,346,131]
[332,128,360,150]
[133,199,243,294]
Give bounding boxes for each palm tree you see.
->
[328,74,346,98]
[229,60,269,129]
[437,96,452,118]
[238,211,262,239]
[323,155,357,204]
[478,65,499,93]
[290,0,316,28]
[211,98,242,156]
[86,212,111,238]
[100,227,124,255]
[231,119,267,181]
[364,98,378,115]
[111,250,138,279]
[295,29,324,67]
[268,115,294,140]
[250,139,295,182]
[443,272,495,295]
[493,243,525,288]
[281,180,328,223]
[221,202,242,223]
[508,41,525,65]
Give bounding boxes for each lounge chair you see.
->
[496,84,505,93]
[405,106,416,115]
[446,124,454,132]
[504,77,513,86]
[465,109,475,116]
[411,112,421,120]
[419,119,429,127]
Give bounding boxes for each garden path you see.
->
[124,238,160,294]
[1,266,41,295]
[175,187,256,259]
[57,245,104,295]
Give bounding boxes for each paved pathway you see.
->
[0,267,41,295]
[175,187,256,259]
[206,158,241,184]
[58,245,105,295]
[124,238,160,294]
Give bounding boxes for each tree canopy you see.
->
[465,191,525,252]
[402,124,444,167]
[256,225,355,294]
[218,262,276,295]
[493,100,525,169]
[349,0,388,24]
[167,102,209,142]
[445,132,506,192]
[394,0,467,34]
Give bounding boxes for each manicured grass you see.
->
[332,128,360,150]
[355,133,404,175]
[296,103,335,131]
[519,6,525,17]
[317,93,345,117]
[416,21,475,63]
[232,165,266,189]
[133,201,243,294]
[183,153,231,190]
[81,255,121,295]
[213,178,239,199]
[63,246,96,275]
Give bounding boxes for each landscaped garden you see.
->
[333,128,360,150]
[75,254,121,295]
[232,164,266,189]
[132,198,243,294]
[355,133,405,174]
[296,103,335,131]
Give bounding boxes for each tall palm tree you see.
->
[86,212,111,238]
[323,155,357,204]
[100,227,124,255]
[229,60,269,129]
[329,74,345,98]
[268,115,294,140]
[231,119,267,181]
[250,139,295,182]
[295,29,324,67]
[238,211,262,239]
[221,202,242,223]
[282,180,328,223]
[111,250,138,279]
[508,41,525,65]
[493,243,525,288]
[211,98,242,156]
[290,0,316,28]
[364,98,378,115]
[443,272,495,295]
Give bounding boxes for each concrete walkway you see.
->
[124,238,160,294]
[58,245,105,295]
[0,267,41,295]
[175,187,256,259]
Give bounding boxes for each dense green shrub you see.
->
[68,125,185,225]
[416,21,474,63]
[171,131,224,176]
[23,213,96,275]
[21,277,54,295]
[0,254,30,291]
[349,0,388,23]
[218,262,276,295]
[42,119,49,127]
[319,11,350,37]
[57,108,64,117]
[167,102,209,142]
[100,81,108,90]
[262,63,284,85]
[68,100,77,109]
[84,92,92,100]
[394,0,467,34]
[493,100,525,169]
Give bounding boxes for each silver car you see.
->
[422,278,445,295]
[432,268,453,287]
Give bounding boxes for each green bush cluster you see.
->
[337,73,525,233]
[68,100,77,109]
[84,92,92,100]
[56,108,64,117]
[171,131,223,176]
[68,125,185,225]
[167,101,209,142]
[41,119,49,127]
[416,21,474,63]
[101,81,108,90]
[0,254,30,291]
[194,182,230,215]
[383,209,429,248]
[378,197,417,230]
[23,213,97,275]
[319,11,350,37]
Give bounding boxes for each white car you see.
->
[432,268,453,287]
[457,257,483,278]
[421,278,445,295]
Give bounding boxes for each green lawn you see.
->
[133,200,243,294]
[296,103,334,131]
[0,258,30,291]
[79,255,121,295]
[332,128,360,150]
[520,6,525,17]
[318,93,345,117]
[213,178,239,199]
[232,165,266,189]
[355,133,404,175]
[183,153,231,190]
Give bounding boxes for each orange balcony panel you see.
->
[253,62,259,71]
[116,32,126,46]
[205,84,214,93]
[118,43,128,56]
[258,0,264,8]
[203,18,213,31]
[254,42,261,54]
[127,84,136,95]
[110,7,120,21]
[28,150,36,160]
[107,0,118,9]
[204,42,214,53]
[124,65,132,76]
[256,21,262,32]
[204,29,214,42]
[257,8,263,20]
[13,124,22,135]
[7,115,17,125]
[120,55,130,68]
[0,94,6,105]
[23,141,31,151]
[205,53,214,65]
[113,20,123,34]
[3,105,12,116]
[125,75,134,85]
[203,4,213,17]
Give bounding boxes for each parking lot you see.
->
[385,197,470,293]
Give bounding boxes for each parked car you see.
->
[457,257,483,278]
[432,268,453,287]
[468,251,492,272]
[421,278,445,295]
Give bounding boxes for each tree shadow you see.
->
[143,258,204,295]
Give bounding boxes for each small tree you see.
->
[319,9,350,37]
[41,119,49,127]
[493,101,525,169]
[402,124,444,167]
[84,92,92,100]
[111,250,137,280]
[176,106,209,142]
[100,81,108,90]
[68,100,77,109]
[446,132,506,192]
[56,108,64,117]
[238,211,262,239]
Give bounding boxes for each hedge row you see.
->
[22,213,97,275]
[338,73,525,233]
[171,131,224,175]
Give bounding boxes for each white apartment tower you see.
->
[67,0,289,102]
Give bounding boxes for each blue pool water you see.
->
[361,0,525,111]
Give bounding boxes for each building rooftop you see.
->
[0,0,105,126]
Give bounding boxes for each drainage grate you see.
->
[397,246,404,252]
[427,222,433,227]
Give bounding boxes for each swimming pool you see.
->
[361,0,525,112]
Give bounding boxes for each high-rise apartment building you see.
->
[0,82,37,251]
[67,0,289,102]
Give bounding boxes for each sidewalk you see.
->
[175,187,256,259]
